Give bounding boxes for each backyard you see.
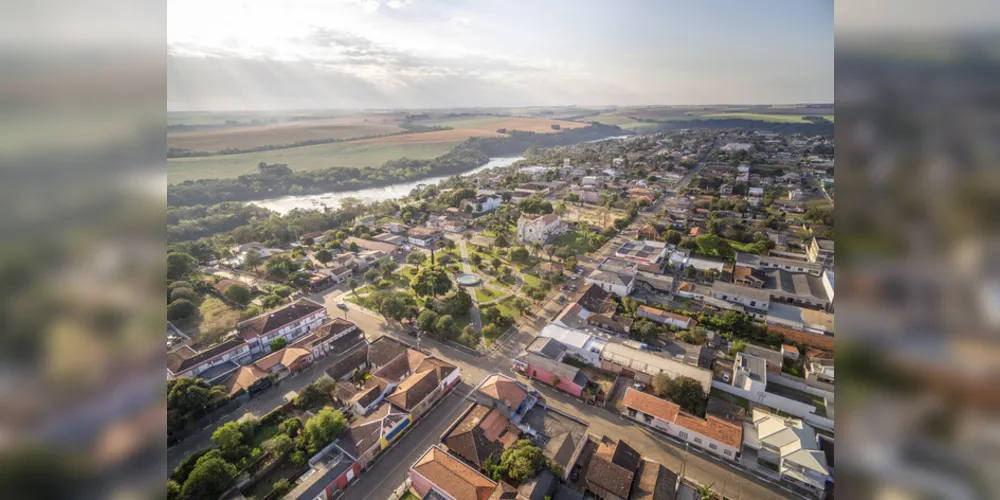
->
[765,383,828,417]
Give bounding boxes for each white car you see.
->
[722,372,730,383]
[631,382,646,391]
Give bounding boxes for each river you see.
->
[252,156,524,214]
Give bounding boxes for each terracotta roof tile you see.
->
[478,375,527,409]
[413,446,497,500]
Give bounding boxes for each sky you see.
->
[168,0,833,111]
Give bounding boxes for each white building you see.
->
[585,268,634,297]
[614,240,669,265]
[236,298,329,357]
[581,176,602,187]
[517,214,567,244]
[538,322,606,367]
[748,187,764,197]
[744,409,830,496]
[465,194,502,214]
[722,143,755,154]
[733,352,768,396]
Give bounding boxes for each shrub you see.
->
[273,286,294,298]
[167,299,197,321]
[169,286,198,304]
[260,294,284,308]
[272,478,294,497]
[270,337,287,352]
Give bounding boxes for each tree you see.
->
[614,218,629,231]
[243,249,263,272]
[295,383,329,410]
[167,479,181,500]
[364,269,380,282]
[273,285,294,298]
[379,292,418,322]
[435,315,457,338]
[315,249,332,264]
[348,278,358,294]
[509,247,530,263]
[511,297,531,317]
[304,408,348,447]
[563,256,578,272]
[481,323,502,339]
[169,286,198,304]
[500,439,546,482]
[678,327,707,345]
[263,433,293,457]
[565,193,579,203]
[167,252,197,281]
[168,377,225,435]
[729,340,746,355]
[664,230,682,245]
[411,266,452,297]
[223,283,251,305]
[651,373,672,398]
[443,289,473,316]
[211,421,246,453]
[265,254,300,279]
[167,299,197,321]
[180,457,237,500]
[406,252,427,266]
[666,376,707,416]
[470,253,482,266]
[417,309,439,335]
[270,337,287,352]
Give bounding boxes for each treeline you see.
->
[651,118,834,137]
[168,124,623,207]
[167,126,453,158]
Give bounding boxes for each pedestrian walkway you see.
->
[458,240,483,333]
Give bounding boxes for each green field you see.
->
[167,140,461,183]
[421,115,508,129]
[701,113,834,123]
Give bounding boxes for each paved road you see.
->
[339,301,794,500]
[344,386,474,500]
[167,344,357,473]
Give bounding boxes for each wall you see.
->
[771,373,834,399]
[528,365,582,397]
[408,470,436,499]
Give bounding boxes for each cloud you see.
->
[450,16,471,26]
[386,0,413,8]
[353,0,381,13]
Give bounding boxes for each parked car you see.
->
[558,295,566,302]
[337,302,348,310]
[632,382,646,391]
[722,372,730,383]
[570,464,582,482]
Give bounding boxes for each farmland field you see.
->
[420,115,588,133]
[168,140,461,183]
[700,113,834,123]
[168,118,404,152]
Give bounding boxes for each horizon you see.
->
[169,0,833,111]
[168,103,836,114]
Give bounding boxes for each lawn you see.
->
[709,389,750,412]
[168,140,461,183]
[520,273,542,288]
[495,297,523,322]
[401,492,421,500]
[475,286,507,304]
[185,296,242,346]
[723,239,756,252]
[551,230,592,255]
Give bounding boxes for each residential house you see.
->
[441,403,521,469]
[539,261,564,279]
[765,302,835,336]
[782,345,800,360]
[465,194,502,214]
[637,225,660,241]
[581,176,602,188]
[236,298,328,357]
[327,265,353,285]
[290,318,364,361]
[538,322,607,367]
[584,436,642,500]
[308,272,337,291]
[226,345,314,396]
[344,237,403,257]
[615,240,669,265]
[629,460,678,500]
[734,252,823,276]
[719,183,733,196]
[710,281,770,317]
[636,306,697,330]
[732,353,768,395]
[575,188,602,204]
[805,359,834,386]
[721,143,754,154]
[299,231,327,245]
[472,374,536,422]
[167,337,250,380]
[408,227,444,248]
[513,351,588,397]
[744,409,831,496]
[287,442,360,500]
[600,343,713,392]
[585,268,635,297]
[227,242,285,268]
[409,445,508,500]
[743,345,783,373]
[373,233,408,246]
[335,402,409,470]
[806,237,834,269]
[427,215,467,233]
[517,214,567,244]
[621,389,742,461]
[748,187,764,197]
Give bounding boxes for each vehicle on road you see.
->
[337,302,348,310]
[722,372,730,383]
[558,295,566,302]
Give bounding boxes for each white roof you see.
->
[751,409,827,475]
[540,323,600,351]
[600,342,712,392]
